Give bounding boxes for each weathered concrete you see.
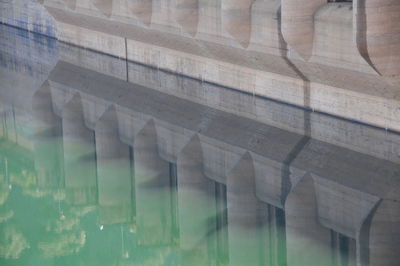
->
[226,153,269,266]
[95,106,132,225]
[2,25,400,265]
[312,3,375,73]
[43,60,400,265]
[0,0,57,37]
[175,0,198,36]
[222,0,254,48]
[134,119,175,246]
[39,4,400,132]
[177,135,216,265]
[285,174,332,266]
[4,0,400,130]
[31,81,63,188]
[355,0,400,83]
[281,0,326,60]
[62,94,97,205]
[248,0,282,55]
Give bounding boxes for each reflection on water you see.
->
[0,24,400,266]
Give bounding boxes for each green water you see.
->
[0,115,285,266]
[0,102,353,266]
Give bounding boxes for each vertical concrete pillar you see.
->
[151,0,180,33]
[62,94,97,206]
[355,0,400,83]
[177,135,215,265]
[360,199,400,266]
[175,0,198,36]
[113,0,153,26]
[31,82,63,189]
[281,0,327,60]
[129,0,152,26]
[197,0,222,41]
[134,119,174,246]
[95,106,132,225]
[92,0,113,17]
[312,3,374,74]
[248,0,282,55]
[222,0,255,48]
[226,152,269,266]
[285,174,333,266]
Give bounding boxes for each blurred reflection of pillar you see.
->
[31,81,63,189]
[62,94,97,206]
[285,174,332,266]
[134,119,174,246]
[268,205,286,266]
[227,152,269,266]
[95,106,132,225]
[214,181,229,265]
[0,106,17,143]
[0,103,4,139]
[177,135,215,265]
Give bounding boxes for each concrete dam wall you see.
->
[2,0,400,132]
[1,24,400,266]
[0,0,56,36]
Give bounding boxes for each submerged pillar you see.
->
[62,94,97,206]
[177,135,215,265]
[95,106,132,225]
[226,152,269,266]
[31,82,63,189]
[134,119,174,246]
[285,174,333,266]
[359,199,400,266]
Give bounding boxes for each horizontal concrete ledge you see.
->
[46,7,400,132]
[47,61,400,206]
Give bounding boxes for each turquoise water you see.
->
[0,109,287,266]
[0,24,399,266]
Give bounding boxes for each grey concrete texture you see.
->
[2,22,400,266]
[29,0,400,131]
[44,60,400,265]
